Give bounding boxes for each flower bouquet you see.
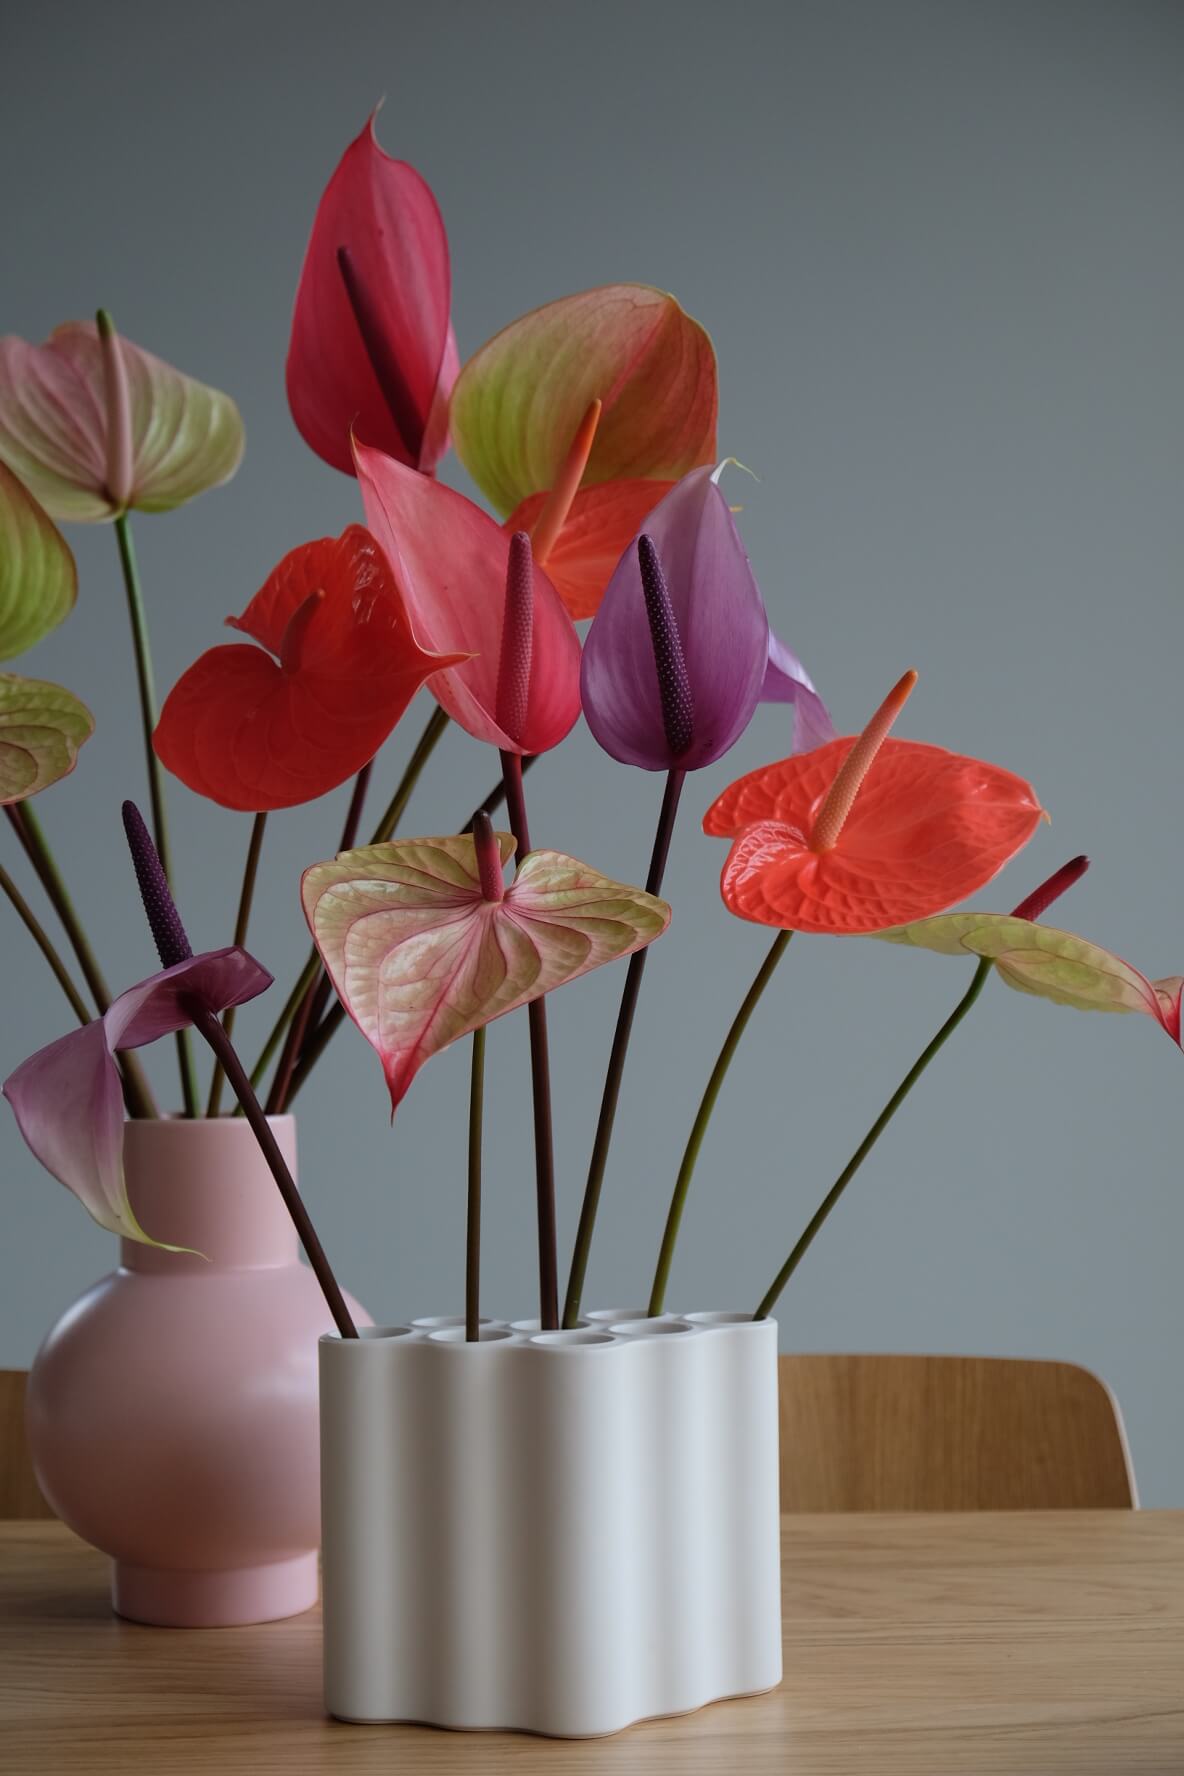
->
[2,116,1178,1729]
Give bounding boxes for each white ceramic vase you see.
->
[319,1310,781,1738]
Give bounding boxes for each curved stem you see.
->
[113,513,198,1117]
[649,929,793,1316]
[369,706,449,845]
[207,812,268,1116]
[466,1026,486,1342]
[461,752,536,834]
[500,748,559,1330]
[562,768,685,1327]
[5,804,157,1118]
[753,957,993,1320]
[0,859,91,1025]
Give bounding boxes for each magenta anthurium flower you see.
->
[354,439,581,754]
[580,465,830,770]
[303,831,671,1112]
[0,318,244,522]
[2,949,271,1243]
[287,114,458,477]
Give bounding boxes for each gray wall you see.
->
[3,1,1183,1498]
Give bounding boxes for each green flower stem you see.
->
[246,708,449,1111]
[753,957,993,1320]
[0,858,91,1025]
[649,929,793,1316]
[112,512,198,1118]
[500,748,559,1330]
[206,811,268,1117]
[562,767,685,1328]
[466,1026,486,1342]
[5,804,157,1119]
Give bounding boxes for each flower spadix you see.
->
[302,829,672,1112]
[707,670,1045,934]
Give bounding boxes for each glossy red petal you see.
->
[286,115,455,475]
[355,440,581,754]
[155,528,462,811]
[504,479,673,620]
[709,737,1044,934]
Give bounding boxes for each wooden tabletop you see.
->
[2,1512,1182,1773]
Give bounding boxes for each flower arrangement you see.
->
[2,114,1178,1346]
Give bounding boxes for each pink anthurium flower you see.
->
[287,114,458,476]
[581,465,831,771]
[354,439,581,754]
[2,948,272,1243]
[302,830,671,1112]
[0,673,94,803]
[876,913,1183,1045]
[0,462,77,659]
[0,315,244,522]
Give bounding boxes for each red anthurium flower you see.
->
[706,671,1045,934]
[154,525,464,811]
[354,439,581,754]
[287,114,458,477]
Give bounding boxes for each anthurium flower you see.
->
[0,464,76,658]
[503,478,672,621]
[0,316,243,522]
[876,914,1183,1045]
[2,948,271,1243]
[0,673,93,803]
[451,284,718,519]
[706,670,1044,934]
[354,440,580,753]
[581,465,828,769]
[153,525,465,812]
[303,830,671,1111]
[287,114,457,476]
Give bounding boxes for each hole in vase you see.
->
[412,1315,501,1330]
[529,1330,616,1348]
[608,1318,693,1337]
[683,1311,758,1326]
[584,1308,649,1323]
[428,1326,515,1345]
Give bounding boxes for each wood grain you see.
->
[0,1369,51,1519]
[778,1354,1135,1511]
[1,1513,1182,1773]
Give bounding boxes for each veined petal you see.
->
[0,674,93,803]
[0,324,243,521]
[0,464,77,659]
[504,478,673,620]
[354,441,580,754]
[286,115,455,475]
[303,835,670,1110]
[2,949,271,1242]
[154,526,463,811]
[581,467,770,770]
[451,285,717,516]
[875,913,1184,1044]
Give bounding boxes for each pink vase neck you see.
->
[120,1116,300,1273]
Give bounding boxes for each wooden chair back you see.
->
[779,1354,1135,1511]
[0,1371,52,1519]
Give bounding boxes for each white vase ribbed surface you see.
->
[319,1310,781,1737]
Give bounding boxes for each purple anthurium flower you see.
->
[580,465,829,770]
[2,948,271,1245]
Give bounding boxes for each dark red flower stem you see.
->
[500,748,560,1330]
[750,855,1091,1321]
[562,767,686,1328]
[267,762,373,1116]
[122,803,358,1340]
[336,245,424,464]
[466,1025,486,1342]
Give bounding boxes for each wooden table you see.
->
[2,1513,1182,1773]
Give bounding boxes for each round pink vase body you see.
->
[26,1114,368,1627]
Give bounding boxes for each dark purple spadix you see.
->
[122,802,192,969]
[496,531,534,747]
[472,810,505,903]
[1010,855,1089,923]
[337,245,424,463]
[637,535,694,759]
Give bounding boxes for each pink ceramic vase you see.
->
[25,1114,368,1627]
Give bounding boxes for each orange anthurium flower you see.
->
[154,526,465,812]
[705,671,1045,934]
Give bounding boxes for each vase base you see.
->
[112,1552,318,1627]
